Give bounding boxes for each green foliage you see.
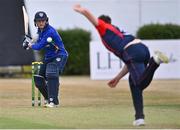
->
[136,23,180,39]
[57,28,91,75]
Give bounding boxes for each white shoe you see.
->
[133,119,145,126]
[153,51,169,64]
[45,102,57,108]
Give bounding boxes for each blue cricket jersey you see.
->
[31,24,68,61]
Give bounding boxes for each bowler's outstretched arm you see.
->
[73,4,98,26]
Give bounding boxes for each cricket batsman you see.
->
[23,11,68,108]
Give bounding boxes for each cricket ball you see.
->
[47,37,52,43]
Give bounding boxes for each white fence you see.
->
[90,40,180,80]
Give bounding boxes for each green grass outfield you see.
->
[0,77,180,129]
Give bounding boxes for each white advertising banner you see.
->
[90,40,180,80]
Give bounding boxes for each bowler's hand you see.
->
[73,4,83,13]
[108,77,120,88]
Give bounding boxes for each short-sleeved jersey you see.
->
[32,24,68,61]
[95,19,135,56]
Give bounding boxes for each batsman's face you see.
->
[36,20,46,29]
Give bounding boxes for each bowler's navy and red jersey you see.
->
[95,19,135,56]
